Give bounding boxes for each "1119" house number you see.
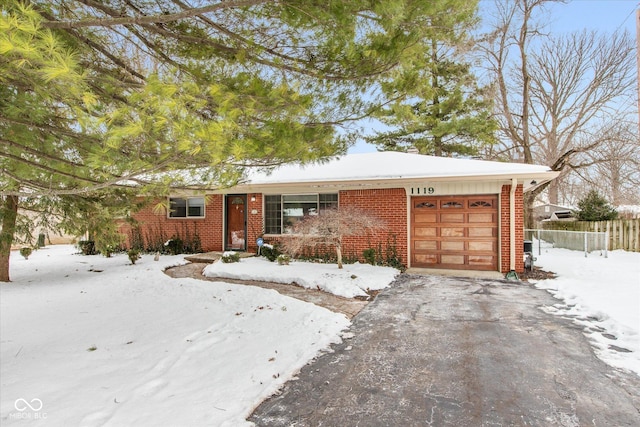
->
[410,187,435,195]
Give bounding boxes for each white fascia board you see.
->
[222,171,559,195]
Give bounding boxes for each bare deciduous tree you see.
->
[481,0,637,226]
[570,121,640,206]
[280,207,384,269]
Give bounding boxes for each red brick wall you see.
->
[500,184,524,273]
[260,188,408,266]
[121,195,224,251]
[339,188,408,266]
[246,193,263,254]
[123,185,526,274]
[124,194,266,253]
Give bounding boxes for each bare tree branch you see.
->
[481,0,636,216]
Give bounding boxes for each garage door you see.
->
[411,195,498,271]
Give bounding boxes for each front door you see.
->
[225,195,246,251]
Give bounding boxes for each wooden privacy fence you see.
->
[541,219,640,252]
[592,219,640,252]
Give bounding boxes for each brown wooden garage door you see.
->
[411,195,498,271]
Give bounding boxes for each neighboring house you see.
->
[122,152,558,273]
[10,209,76,250]
[533,204,575,223]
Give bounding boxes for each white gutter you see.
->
[510,178,517,272]
[234,172,559,194]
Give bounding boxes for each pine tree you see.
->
[1,0,481,281]
[368,1,496,156]
[575,190,618,222]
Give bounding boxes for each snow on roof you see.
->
[247,151,554,185]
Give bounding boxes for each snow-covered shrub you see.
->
[277,254,291,265]
[260,244,281,262]
[221,251,240,263]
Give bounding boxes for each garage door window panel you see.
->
[442,201,464,208]
[415,202,436,209]
[470,200,494,208]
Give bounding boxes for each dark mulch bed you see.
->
[519,267,557,282]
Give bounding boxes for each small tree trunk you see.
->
[0,195,19,282]
[547,180,559,205]
[433,135,443,157]
[336,245,343,269]
[524,181,552,230]
[524,192,536,230]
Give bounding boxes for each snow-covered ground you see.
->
[531,242,640,376]
[1,245,395,426]
[1,243,638,426]
[203,256,397,299]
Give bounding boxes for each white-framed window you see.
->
[264,193,338,234]
[169,197,205,218]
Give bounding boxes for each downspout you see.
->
[406,191,412,269]
[506,178,519,280]
[510,178,517,271]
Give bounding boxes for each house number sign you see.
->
[410,187,435,195]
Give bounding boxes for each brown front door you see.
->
[225,195,246,251]
[411,195,498,270]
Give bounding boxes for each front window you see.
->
[169,197,205,218]
[264,193,338,234]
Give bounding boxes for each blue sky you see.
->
[546,0,637,34]
[348,0,639,154]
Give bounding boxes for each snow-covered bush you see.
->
[277,254,290,265]
[260,244,281,262]
[221,251,240,263]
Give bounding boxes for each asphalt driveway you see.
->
[250,274,640,426]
